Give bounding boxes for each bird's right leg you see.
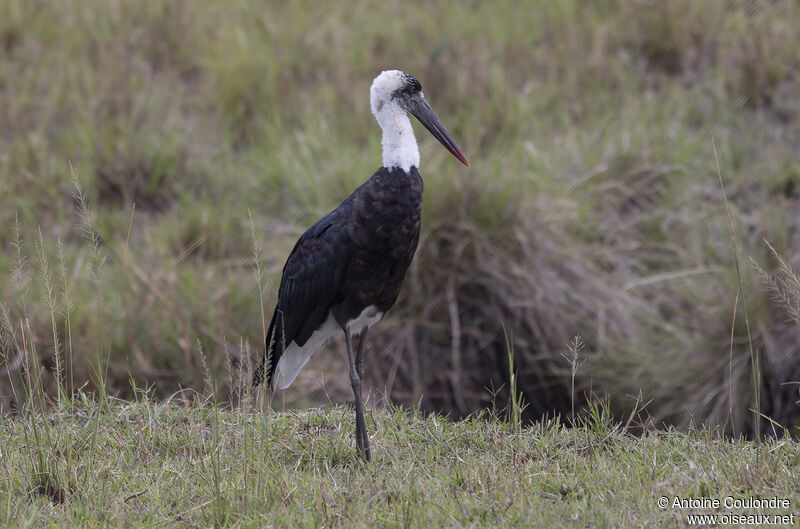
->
[345,326,371,462]
[356,327,368,380]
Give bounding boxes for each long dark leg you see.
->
[345,327,371,461]
[355,328,370,456]
[356,327,368,379]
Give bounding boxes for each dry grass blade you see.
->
[712,132,759,444]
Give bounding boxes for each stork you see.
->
[252,70,469,461]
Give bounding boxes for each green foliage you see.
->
[2,0,800,436]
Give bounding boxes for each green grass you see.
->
[2,0,800,436]
[1,400,798,528]
[4,2,800,526]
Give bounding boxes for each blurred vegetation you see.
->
[1,0,800,436]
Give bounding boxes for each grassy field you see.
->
[4,1,800,526]
[2,398,798,528]
[3,4,800,520]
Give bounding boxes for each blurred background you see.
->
[1,0,799,437]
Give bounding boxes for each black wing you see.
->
[252,206,352,388]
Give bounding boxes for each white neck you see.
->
[374,102,419,173]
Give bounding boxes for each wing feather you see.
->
[252,211,352,388]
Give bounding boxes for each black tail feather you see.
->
[252,308,283,388]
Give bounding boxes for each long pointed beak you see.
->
[406,97,469,167]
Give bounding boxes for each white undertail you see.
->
[370,70,420,173]
[273,316,340,389]
[273,306,383,389]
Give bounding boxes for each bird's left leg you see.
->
[345,326,371,462]
[355,328,370,453]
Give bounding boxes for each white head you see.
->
[369,70,469,173]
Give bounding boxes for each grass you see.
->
[1,399,798,528]
[4,2,800,525]
[2,0,800,440]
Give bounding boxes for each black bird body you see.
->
[337,167,423,324]
[252,166,423,388]
[252,69,467,461]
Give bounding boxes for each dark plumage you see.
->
[252,166,423,388]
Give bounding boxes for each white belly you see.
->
[273,305,384,389]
